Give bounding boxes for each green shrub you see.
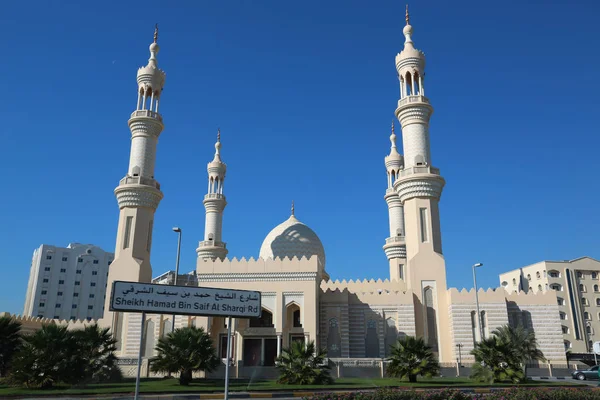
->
[472,387,600,400]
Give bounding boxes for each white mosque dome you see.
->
[259,214,326,267]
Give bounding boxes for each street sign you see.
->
[593,341,600,355]
[109,281,262,318]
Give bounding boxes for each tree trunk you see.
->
[408,374,417,383]
[179,369,193,385]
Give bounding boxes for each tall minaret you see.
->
[383,121,407,283]
[393,7,448,357]
[103,26,166,327]
[197,129,228,261]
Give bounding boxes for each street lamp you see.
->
[171,227,182,332]
[472,262,484,341]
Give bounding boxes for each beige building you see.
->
[499,257,600,354]
[6,14,579,378]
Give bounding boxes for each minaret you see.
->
[393,7,448,356]
[103,26,166,327]
[197,129,228,261]
[383,121,407,283]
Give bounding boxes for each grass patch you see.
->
[0,377,579,397]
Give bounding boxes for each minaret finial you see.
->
[405,5,410,26]
[291,200,295,216]
[391,119,395,135]
[217,128,221,143]
[154,23,158,43]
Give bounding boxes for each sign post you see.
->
[110,281,261,400]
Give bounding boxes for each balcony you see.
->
[397,95,430,108]
[198,240,227,249]
[130,110,163,122]
[204,193,225,200]
[119,175,160,190]
[385,236,405,244]
[398,165,440,178]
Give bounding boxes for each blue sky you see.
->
[0,1,598,314]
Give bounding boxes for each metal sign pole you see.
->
[134,311,146,400]
[224,316,232,400]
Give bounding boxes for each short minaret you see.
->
[383,121,407,282]
[393,7,448,357]
[197,129,228,261]
[102,26,166,343]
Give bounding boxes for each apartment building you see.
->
[499,257,600,353]
[23,243,114,320]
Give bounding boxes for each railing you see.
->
[398,165,440,178]
[385,236,405,244]
[204,193,225,200]
[119,175,160,190]
[130,110,163,122]
[198,241,227,249]
[397,95,430,108]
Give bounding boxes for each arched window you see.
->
[550,283,562,291]
[584,311,591,320]
[593,272,598,279]
[538,285,542,292]
[512,278,516,285]
[577,271,583,279]
[527,274,531,281]
[536,272,541,279]
[580,284,586,292]
[583,298,589,307]
[595,285,599,292]
[549,270,560,278]
[596,298,600,306]
[559,312,567,320]
[587,325,593,334]
[293,309,301,328]
[562,325,569,334]
[564,340,571,350]
[250,308,274,328]
[557,297,565,306]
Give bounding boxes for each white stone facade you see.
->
[23,243,113,320]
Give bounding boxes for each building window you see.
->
[419,208,429,242]
[528,286,532,292]
[54,316,59,319]
[580,284,587,292]
[44,267,51,271]
[42,279,49,283]
[578,272,583,279]
[249,309,274,328]
[557,297,565,306]
[549,270,560,278]
[595,285,599,292]
[88,306,93,310]
[72,304,77,309]
[562,326,569,334]
[550,283,562,291]
[512,278,516,285]
[37,314,43,318]
[527,274,531,281]
[90,282,96,287]
[41,290,47,295]
[89,294,95,298]
[57,291,63,296]
[293,309,302,328]
[93,260,99,265]
[62,257,68,262]
[559,312,567,320]
[76,270,82,274]
[538,284,542,292]
[73,292,79,297]
[46,255,52,260]
[587,325,594,334]
[594,272,598,280]
[77,258,83,263]
[92,271,98,276]
[584,311,591,320]
[70,316,76,320]
[39,302,45,307]
[75,281,80,286]
[123,216,133,249]
[58,280,64,285]
[596,298,600,306]
[60,268,66,273]
[536,272,541,279]
[582,298,589,306]
[55,304,61,308]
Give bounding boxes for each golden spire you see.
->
[291,200,295,216]
[153,23,158,43]
[405,4,410,26]
[217,128,221,142]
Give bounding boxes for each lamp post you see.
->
[472,262,484,341]
[456,343,463,367]
[171,227,182,332]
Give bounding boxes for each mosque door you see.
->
[385,318,398,357]
[243,338,261,366]
[327,318,342,357]
[365,319,380,357]
[424,287,438,352]
[264,338,277,366]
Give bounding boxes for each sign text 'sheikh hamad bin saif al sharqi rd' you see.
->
[109,280,262,318]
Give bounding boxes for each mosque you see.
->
[11,11,569,378]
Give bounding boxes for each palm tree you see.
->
[0,315,22,377]
[386,336,439,383]
[72,324,120,384]
[470,336,524,383]
[492,324,545,379]
[276,340,333,384]
[150,326,220,385]
[9,324,82,388]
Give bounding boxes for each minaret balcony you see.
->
[397,165,440,178]
[119,175,161,190]
[130,110,163,122]
[204,193,225,200]
[385,236,406,245]
[198,240,227,249]
[397,95,430,108]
